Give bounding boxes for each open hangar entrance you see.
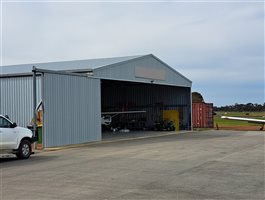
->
[101,79,191,134]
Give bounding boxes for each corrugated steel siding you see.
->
[192,103,213,128]
[43,73,101,148]
[94,55,192,87]
[0,76,41,127]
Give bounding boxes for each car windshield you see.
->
[0,116,12,128]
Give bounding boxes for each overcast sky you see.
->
[1,1,264,106]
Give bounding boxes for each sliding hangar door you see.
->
[41,72,101,148]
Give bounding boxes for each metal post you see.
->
[32,66,37,139]
[190,88,193,131]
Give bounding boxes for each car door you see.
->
[0,116,18,149]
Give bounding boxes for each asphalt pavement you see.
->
[1,130,264,200]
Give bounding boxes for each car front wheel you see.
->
[16,140,32,159]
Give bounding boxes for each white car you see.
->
[0,115,36,159]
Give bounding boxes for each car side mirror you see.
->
[10,123,17,128]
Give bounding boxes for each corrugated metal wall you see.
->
[0,75,41,127]
[101,80,191,129]
[43,73,101,148]
[192,103,214,128]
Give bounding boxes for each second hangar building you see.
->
[1,54,192,148]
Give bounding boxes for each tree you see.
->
[192,92,204,103]
[214,102,265,112]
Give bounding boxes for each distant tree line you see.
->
[214,103,265,112]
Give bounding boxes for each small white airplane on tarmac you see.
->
[221,116,265,130]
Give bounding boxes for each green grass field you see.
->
[214,111,265,127]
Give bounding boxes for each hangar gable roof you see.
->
[93,54,192,87]
[1,55,142,75]
[1,54,191,87]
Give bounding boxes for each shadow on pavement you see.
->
[0,154,58,167]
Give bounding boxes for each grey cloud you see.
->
[1,2,264,106]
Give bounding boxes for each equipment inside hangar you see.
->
[0,54,192,148]
[101,80,191,131]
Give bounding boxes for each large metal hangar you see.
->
[0,54,192,148]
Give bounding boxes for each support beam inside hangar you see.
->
[101,79,191,131]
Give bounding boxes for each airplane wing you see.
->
[221,116,265,124]
[102,111,146,115]
[101,111,146,125]
[221,116,265,130]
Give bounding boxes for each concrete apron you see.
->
[43,130,194,152]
